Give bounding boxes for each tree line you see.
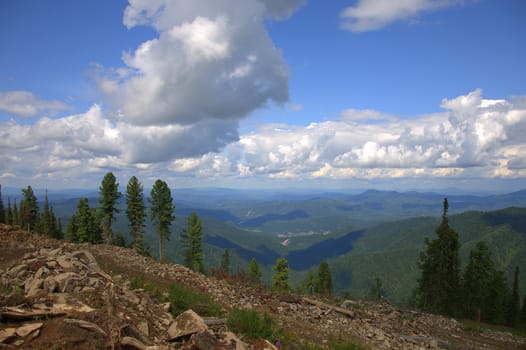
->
[1,178,334,297]
[417,198,526,328]
[0,184,63,239]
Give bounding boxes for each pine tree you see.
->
[0,184,5,224]
[417,198,461,316]
[21,186,39,231]
[41,190,52,236]
[182,211,204,273]
[13,199,19,226]
[74,198,102,244]
[520,294,526,325]
[484,269,508,324]
[248,258,262,285]
[66,198,102,244]
[300,268,316,295]
[49,206,62,239]
[149,179,175,262]
[506,266,520,327]
[54,213,63,239]
[367,276,383,301]
[272,257,289,292]
[6,197,13,225]
[65,214,78,242]
[316,261,333,295]
[126,176,146,254]
[220,249,230,275]
[462,241,494,321]
[98,172,121,244]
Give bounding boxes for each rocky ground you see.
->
[0,224,525,349]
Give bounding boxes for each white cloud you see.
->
[0,91,69,118]
[1,90,525,189]
[98,0,294,142]
[94,0,298,165]
[340,0,464,32]
[172,89,526,182]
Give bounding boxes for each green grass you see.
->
[227,308,283,341]
[129,274,165,301]
[168,283,223,317]
[128,273,224,317]
[461,319,526,337]
[281,334,368,350]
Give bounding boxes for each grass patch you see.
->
[168,283,223,317]
[227,308,283,341]
[461,319,526,337]
[129,274,166,301]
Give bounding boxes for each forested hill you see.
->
[327,207,526,303]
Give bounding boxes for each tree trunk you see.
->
[159,235,163,262]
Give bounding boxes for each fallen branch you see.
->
[301,297,356,318]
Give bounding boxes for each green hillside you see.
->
[327,207,526,304]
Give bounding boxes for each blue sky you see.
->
[0,0,525,193]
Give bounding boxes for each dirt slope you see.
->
[0,224,524,349]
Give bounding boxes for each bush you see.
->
[227,308,283,340]
[168,283,223,317]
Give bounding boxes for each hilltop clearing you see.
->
[0,225,524,349]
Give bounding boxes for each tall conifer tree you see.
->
[248,258,262,285]
[182,211,204,273]
[41,190,52,236]
[316,261,333,295]
[0,184,5,224]
[462,241,494,320]
[272,257,290,292]
[126,176,146,254]
[21,186,39,231]
[149,179,175,262]
[98,172,121,244]
[220,249,230,275]
[13,198,19,226]
[417,198,461,316]
[506,266,520,327]
[6,197,13,225]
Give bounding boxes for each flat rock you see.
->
[0,328,16,343]
[15,322,43,337]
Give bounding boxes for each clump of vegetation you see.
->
[129,274,165,301]
[284,334,368,350]
[227,308,283,341]
[168,283,223,317]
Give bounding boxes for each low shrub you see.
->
[227,308,283,340]
[168,283,223,317]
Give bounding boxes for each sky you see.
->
[0,0,525,194]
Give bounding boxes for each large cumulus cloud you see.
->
[95,0,299,162]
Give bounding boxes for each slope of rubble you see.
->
[0,224,525,350]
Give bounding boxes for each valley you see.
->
[5,186,526,305]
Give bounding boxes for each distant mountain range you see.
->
[4,186,525,303]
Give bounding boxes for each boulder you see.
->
[187,330,227,350]
[166,309,208,341]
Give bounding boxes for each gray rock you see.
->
[56,256,73,270]
[166,309,208,341]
